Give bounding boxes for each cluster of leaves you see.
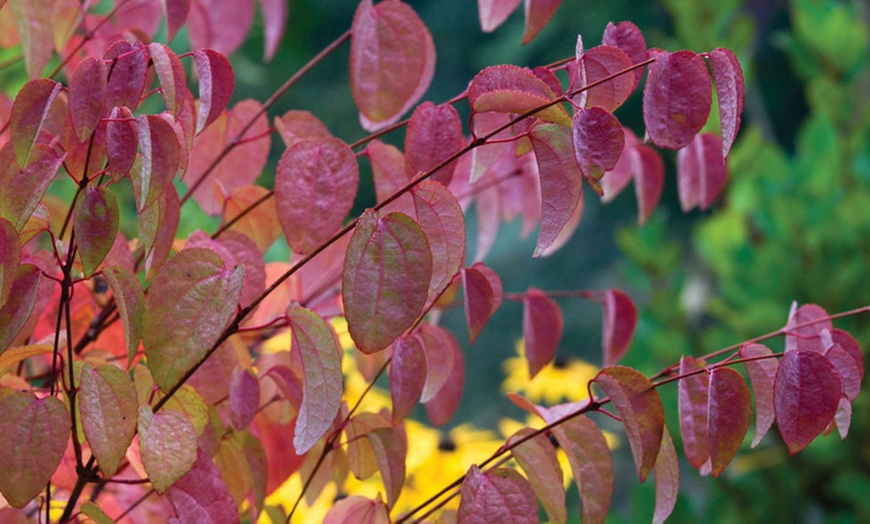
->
[0,0,864,522]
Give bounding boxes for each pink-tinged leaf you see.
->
[74,186,119,278]
[141,185,181,278]
[274,110,332,148]
[572,107,624,195]
[275,137,359,254]
[472,168,503,261]
[167,447,240,523]
[643,50,712,150]
[593,366,664,481]
[522,287,563,379]
[367,426,407,508]
[469,65,570,126]
[0,264,41,352]
[288,307,343,454]
[134,114,182,212]
[323,495,390,524]
[193,49,234,134]
[103,41,148,112]
[634,144,664,225]
[467,111,512,184]
[413,181,466,306]
[785,303,831,353]
[532,66,563,97]
[522,0,561,45]
[9,0,54,79]
[222,185,281,254]
[350,0,436,132]
[217,231,267,309]
[774,350,842,454]
[424,330,465,426]
[602,21,647,90]
[708,48,744,157]
[138,406,197,492]
[677,132,727,211]
[600,127,637,202]
[0,393,68,508]
[106,106,138,180]
[9,79,62,168]
[343,210,433,353]
[345,411,389,480]
[652,425,679,524]
[367,140,410,204]
[259,0,288,61]
[390,335,426,423]
[832,397,851,439]
[829,329,864,385]
[143,248,244,392]
[738,343,778,447]
[461,262,503,344]
[707,367,750,477]
[582,289,637,367]
[580,45,635,112]
[162,0,190,42]
[677,355,709,470]
[229,367,260,430]
[188,0,254,56]
[825,344,861,401]
[416,323,457,403]
[102,266,144,366]
[79,363,138,477]
[68,57,106,142]
[477,0,521,32]
[529,123,583,257]
[0,217,20,305]
[149,43,190,115]
[507,427,566,524]
[405,102,462,186]
[458,465,538,524]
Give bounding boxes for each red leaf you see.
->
[9,79,62,167]
[477,0,522,32]
[134,114,182,212]
[102,266,144,366]
[785,302,831,353]
[529,123,584,257]
[572,107,625,195]
[600,127,637,203]
[350,0,435,132]
[274,110,332,148]
[390,335,426,423]
[461,262,503,344]
[593,366,664,481]
[825,343,862,401]
[149,43,190,116]
[162,0,190,42]
[738,343,778,447]
[416,323,457,403]
[106,106,139,180]
[774,350,842,454]
[188,0,254,56]
[229,366,260,430]
[367,427,407,508]
[677,355,709,470]
[0,264,41,352]
[522,0,561,45]
[9,0,54,79]
[193,49,235,134]
[0,393,68,508]
[582,288,638,367]
[343,210,433,353]
[707,367,750,477]
[79,363,139,477]
[523,287,563,379]
[259,0,288,61]
[287,307,343,454]
[167,448,240,524]
[469,65,570,126]
[103,41,148,112]
[602,21,647,90]
[366,140,410,205]
[74,186,119,278]
[275,137,359,254]
[68,57,106,142]
[424,329,465,426]
[0,217,20,305]
[412,181,466,307]
[829,329,864,386]
[579,45,635,112]
[677,132,727,211]
[653,426,679,524]
[143,248,244,392]
[643,50,712,150]
[323,495,390,524]
[708,48,744,157]
[634,144,664,225]
[458,465,538,524]
[405,101,463,186]
[507,427,566,524]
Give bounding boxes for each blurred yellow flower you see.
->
[502,339,600,404]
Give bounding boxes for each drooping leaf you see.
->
[579,45,635,112]
[138,405,198,492]
[368,426,407,508]
[188,0,255,56]
[477,0,522,32]
[79,363,138,477]
[643,50,712,150]
[593,366,664,481]
[79,503,113,524]
[345,411,389,480]
[275,137,359,254]
[134,114,182,212]
[101,266,144,367]
[833,398,852,440]
[0,217,20,305]
[508,427,566,524]
[274,110,332,148]
[68,57,106,142]
[350,0,436,131]
[103,41,149,112]
[390,335,426,423]
[259,0,288,61]
[413,181,466,307]
[323,495,390,524]
[212,230,266,309]
[458,465,538,524]
[9,79,62,168]
[229,366,260,430]
[522,0,561,45]
[106,106,139,180]
[193,48,235,134]
[405,101,463,186]
[469,65,570,126]
[735,344,779,451]
[417,323,458,403]
[149,43,190,115]
[600,127,637,203]
[522,287,562,379]
[222,185,281,253]
[9,0,54,79]
[161,0,190,42]
[677,355,709,470]
[708,48,744,157]
[167,447,240,524]
[0,264,41,352]
[583,288,638,367]
[285,306,343,455]
[343,210,433,353]
[529,123,584,257]
[785,302,831,353]
[74,186,120,278]
[367,140,410,205]
[141,185,181,278]
[707,367,750,477]
[424,329,465,426]
[634,144,664,225]
[572,107,625,195]
[0,393,68,508]
[652,425,679,524]
[461,262,503,344]
[677,133,727,211]
[143,248,244,392]
[774,350,842,454]
[824,344,862,401]
[829,329,864,390]
[602,21,647,89]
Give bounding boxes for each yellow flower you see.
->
[502,339,600,404]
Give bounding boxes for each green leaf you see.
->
[74,186,120,278]
[79,363,138,477]
[138,405,197,492]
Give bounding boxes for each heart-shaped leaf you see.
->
[138,406,198,492]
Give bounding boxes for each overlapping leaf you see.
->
[739,343,778,447]
[9,79,62,168]
[68,57,106,142]
[643,50,711,150]
[469,65,570,126]
[602,21,647,89]
[583,289,637,367]
[149,43,190,115]
[106,106,138,180]
[424,328,465,426]
[413,181,466,306]
[134,114,182,212]
[188,0,254,56]
[274,110,332,148]
[634,144,664,225]
[522,0,562,45]
[522,287,562,379]
[102,266,144,366]
[79,363,138,477]
[458,465,538,523]
[323,495,390,524]
[708,48,744,157]
[368,427,407,508]
[417,323,457,403]
[579,45,635,112]
[508,427,566,524]
[0,264,41,352]
[785,302,831,353]
[103,41,148,112]
[461,262,503,344]
[405,101,463,185]
[707,367,750,477]
[138,406,198,492]
[774,350,841,454]
[677,355,709,470]
[0,217,19,305]
[259,0,288,61]
[167,448,240,524]
[572,107,625,195]
[9,0,55,79]
[477,0,522,33]
[677,133,727,211]
[390,335,426,423]
[653,426,679,524]
[74,186,119,278]
[229,366,260,430]
[193,48,235,134]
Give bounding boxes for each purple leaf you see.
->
[572,107,625,195]
[707,367,750,477]
[677,133,727,211]
[458,465,538,523]
[643,50,712,150]
[390,335,427,423]
[739,343,778,447]
[167,448,240,523]
[602,21,647,89]
[462,262,504,344]
[775,350,842,454]
[229,366,260,430]
[68,57,106,142]
[708,48,744,157]
[74,186,120,278]
[405,101,463,186]
[523,287,563,379]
